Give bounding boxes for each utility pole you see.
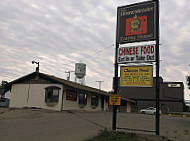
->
[65,71,75,81]
[96,81,104,89]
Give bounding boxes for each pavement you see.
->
[0,108,190,141]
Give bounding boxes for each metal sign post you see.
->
[113,42,119,130]
[154,0,160,135]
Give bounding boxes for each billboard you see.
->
[117,1,156,44]
[118,45,155,63]
[120,65,153,87]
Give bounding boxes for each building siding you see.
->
[10,84,63,111]
[10,84,110,111]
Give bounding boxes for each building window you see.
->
[79,93,87,105]
[45,86,60,102]
[91,95,99,107]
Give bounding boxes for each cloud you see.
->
[0,0,190,100]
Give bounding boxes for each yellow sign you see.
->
[109,94,121,105]
[121,65,153,87]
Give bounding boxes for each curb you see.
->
[168,114,188,118]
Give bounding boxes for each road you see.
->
[0,108,189,141]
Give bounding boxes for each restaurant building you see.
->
[8,71,134,112]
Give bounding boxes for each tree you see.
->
[186,76,190,89]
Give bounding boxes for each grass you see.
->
[85,129,139,141]
[85,129,174,141]
[173,130,181,139]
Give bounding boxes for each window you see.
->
[45,86,60,102]
[0,97,6,102]
[79,93,87,105]
[91,95,99,107]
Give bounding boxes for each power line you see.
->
[82,44,114,61]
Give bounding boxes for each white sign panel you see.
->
[117,45,155,63]
[168,84,181,88]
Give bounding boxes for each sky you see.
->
[0,0,190,100]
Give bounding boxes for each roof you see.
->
[8,71,135,103]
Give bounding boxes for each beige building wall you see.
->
[10,84,63,111]
[10,84,110,112]
[62,90,106,111]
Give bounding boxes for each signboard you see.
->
[168,84,181,88]
[121,65,153,87]
[66,89,77,101]
[109,94,121,106]
[117,1,156,44]
[118,45,155,63]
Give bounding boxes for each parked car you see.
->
[140,107,157,115]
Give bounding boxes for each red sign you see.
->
[66,89,77,101]
[117,45,155,63]
[125,15,147,36]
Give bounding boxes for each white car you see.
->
[140,107,157,115]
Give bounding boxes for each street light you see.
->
[32,61,39,72]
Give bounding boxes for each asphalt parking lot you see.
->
[0,108,189,141]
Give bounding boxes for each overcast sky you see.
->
[0,0,190,100]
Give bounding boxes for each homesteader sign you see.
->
[117,1,156,44]
[118,45,155,63]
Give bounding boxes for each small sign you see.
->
[109,94,121,106]
[168,84,181,88]
[118,45,155,63]
[66,89,77,101]
[120,65,153,87]
[117,1,156,44]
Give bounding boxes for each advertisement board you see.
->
[117,1,156,44]
[120,65,153,87]
[118,45,155,63]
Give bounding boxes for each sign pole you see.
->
[154,0,160,135]
[112,5,120,130]
[113,42,119,130]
